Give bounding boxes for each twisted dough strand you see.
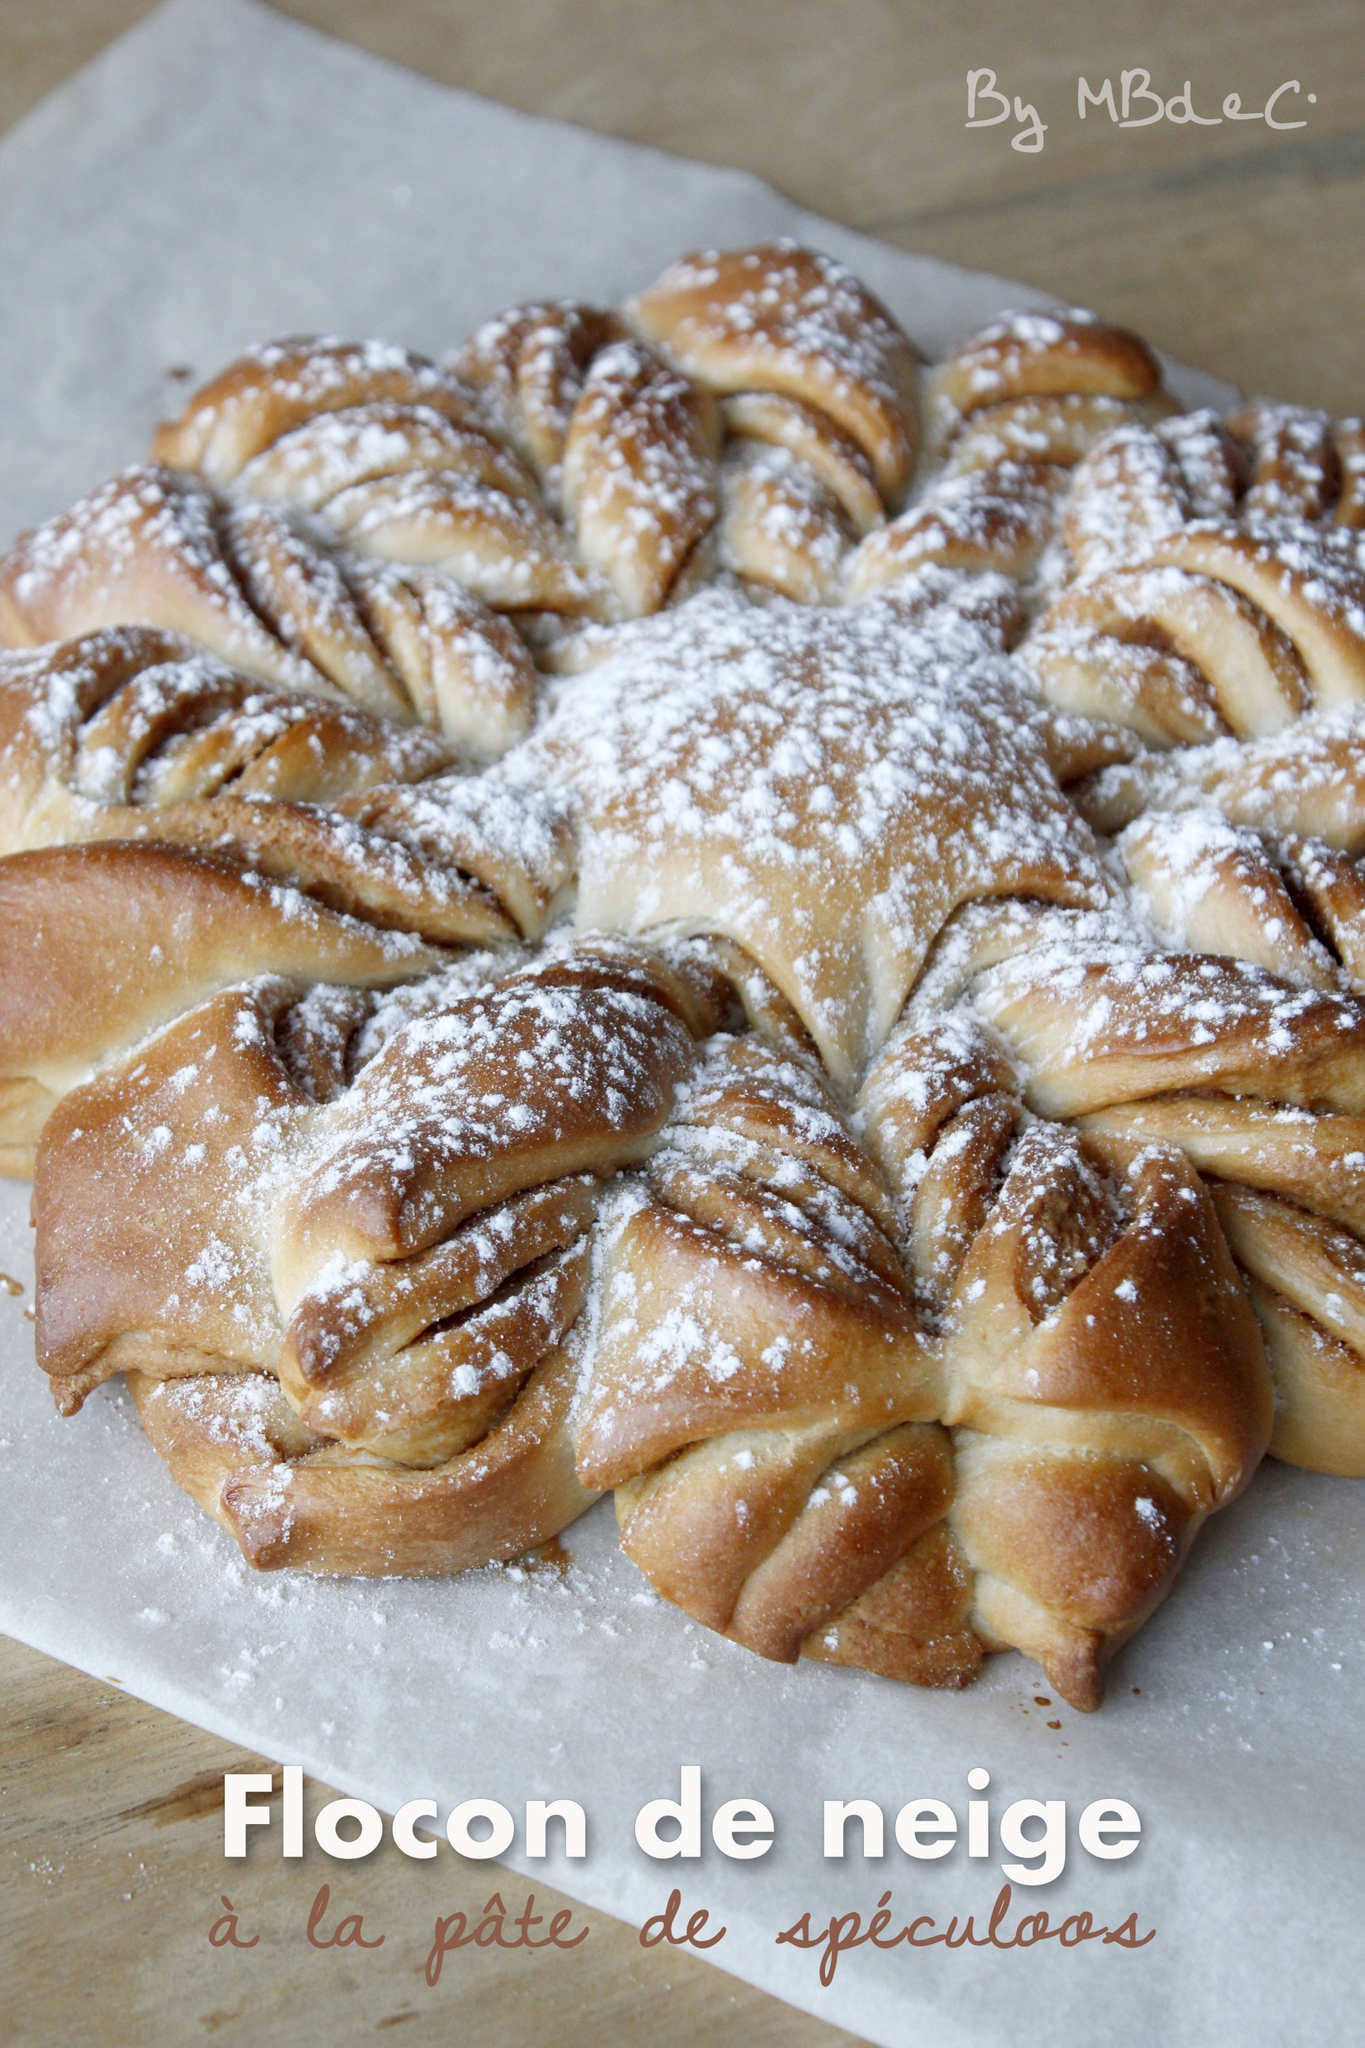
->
[0,467,546,751]
[848,309,1171,599]
[33,942,738,1568]
[1026,408,1365,748]
[0,624,576,1168]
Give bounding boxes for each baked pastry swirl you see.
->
[4,240,1363,1710]
[34,941,731,1568]
[0,623,573,1167]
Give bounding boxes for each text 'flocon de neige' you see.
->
[215,1764,1156,1981]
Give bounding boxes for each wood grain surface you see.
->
[0,2,1361,2043]
[0,1633,862,2046]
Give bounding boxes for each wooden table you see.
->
[1,2,1361,2041]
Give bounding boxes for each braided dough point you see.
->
[1227,401,1339,522]
[618,1419,982,1689]
[1027,566,1308,744]
[1048,418,1365,739]
[846,461,1064,595]
[1076,1097,1365,1240]
[1068,1085,1365,1478]
[1154,409,1248,517]
[943,393,1175,478]
[280,1181,598,1463]
[576,1032,933,1484]
[977,949,1365,1119]
[954,1437,1199,1714]
[0,626,573,943]
[1073,711,1365,848]
[153,337,485,488]
[578,1033,985,1684]
[941,1130,1269,1503]
[1150,528,1365,709]
[1277,836,1365,984]
[328,775,574,941]
[275,966,697,1283]
[344,565,539,759]
[562,340,720,617]
[1211,1183,1365,1475]
[1336,419,1365,527]
[1061,423,1193,573]
[452,301,629,484]
[856,1016,1014,1180]
[127,1350,598,1575]
[321,469,605,617]
[33,948,720,1568]
[34,982,307,1390]
[236,400,537,512]
[0,473,556,747]
[718,448,852,604]
[719,391,884,534]
[944,1129,1268,1709]
[0,844,444,1173]
[853,1018,1272,1708]
[0,468,332,695]
[930,311,1162,425]
[630,243,919,502]
[1118,812,1339,988]
[219,498,413,721]
[0,629,446,841]
[1242,1287,1365,1477]
[969,897,1365,1486]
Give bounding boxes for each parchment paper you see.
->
[0,6,1357,2043]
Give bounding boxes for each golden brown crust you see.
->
[452,301,629,484]
[930,312,1162,423]
[1027,567,1307,745]
[847,462,1063,595]
[975,951,1365,1118]
[1118,812,1338,988]
[153,337,485,486]
[13,246,1360,1717]
[1076,1096,1365,1237]
[31,946,720,1572]
[719,391,883,535]
[1151,527,1365,709]
[955,1437,1200,1712]
[128,1346,599,1575]
[630,243,919,501]
[944,393,1176,477]
[802,1523,983,1690]
[717,449,851,604]
[0,843,443,1152]
[1073,712,1365,848]
[1031,412,1365,779]
[577,1195,929,1487]
[275,970,696,1277]
[0,469,555,741]
[941,1132,1271,1508]
[562,340,720,616]
[0,468,334,694]
[1226,402,1340,523]
[1241,1280,1365,1475]
[236,400,536,512]
[1209,1182,1365,1475]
